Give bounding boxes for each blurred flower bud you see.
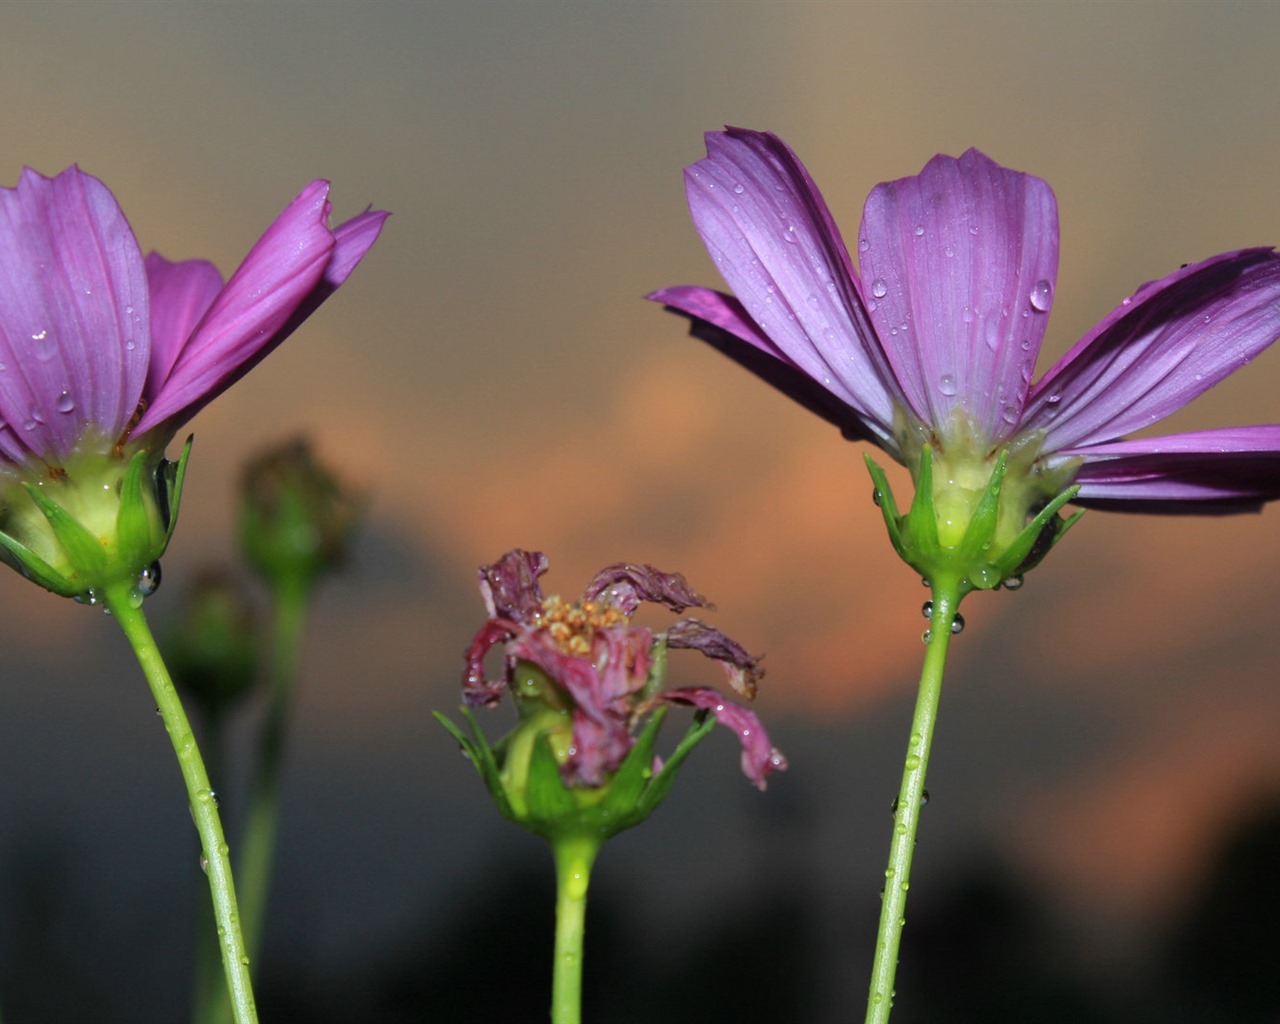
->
[238,438,362,594]
[166,571,260,718]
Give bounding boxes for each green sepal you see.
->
[864,455,908,563]
[116,449,156,570]
[0,527,85,598]
[23,480,109,579]
[159,436,193,549]
[902,444,941,557]
[994,488,1084,580]
[433,707,515,820]
[634,708,716,820]
[435,703,719,844]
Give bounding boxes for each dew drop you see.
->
[961,305,975,323]
[1029,279,1053,312]
[871,487,882,507]
[950,614,965,635]
[858,238,870,253]
[905,754,921,770]
[31,329,46,341]
[871,278,888,299]
[136,561,162,598]
[55,390,75,414]
[938,373,958,396]
[921,600,933,619]
[921,629,932,643]
[199,855,209,875]
[732,182,744,194]
[783,225,799,244]
[75,588,100,607]
[1003,574,1025,591]
[913,224,925,237]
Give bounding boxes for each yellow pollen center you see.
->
[535,595,627,655]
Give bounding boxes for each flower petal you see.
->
[1023,249,1280,452]
[0,167,149,462]
[582,561,707,615]
[859,149,1059,445]
[649,285,885,447]
[1058,425,1280,512]
[660,687,787,790]
[478,548,549,622]
[144,253,223,402]
[675,128,904,440]
[133,183,388,437]
[665,616,764,699]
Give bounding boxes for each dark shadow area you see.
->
[4,798,1280,1021]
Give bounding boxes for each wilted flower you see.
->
[0,166,387,601]
[442,550,785,842]
[650,129,1280,587]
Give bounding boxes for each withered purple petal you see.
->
[462,617,517,707]
[666,617,764,699]
[582,561,709,615]
[478,548,549,621]
[660,687,787,790]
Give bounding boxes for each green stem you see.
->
[191,711,229,1023]
[550,834,601,1024]
[864,577,961,1024]
[237,575,310,962]
[102,580,258,1024]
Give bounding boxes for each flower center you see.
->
[535,596,627,655]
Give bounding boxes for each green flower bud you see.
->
[238,438,361,594]
[165,571,261,718]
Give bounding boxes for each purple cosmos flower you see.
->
[650,129,1280,515]
[0,166,386,599]
[463,549,787,790]
[0,166,387,464]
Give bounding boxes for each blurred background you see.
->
[2,2,1280,1021]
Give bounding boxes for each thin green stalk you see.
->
[191,712,229,1024]
[198,575,311,1024]
[103,580,258,1024]
[237,575,310,961]
[551,834,601,1024]
[865,577,960,1024]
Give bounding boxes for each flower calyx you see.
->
[866,442,1082,597]
[0,435,191,605]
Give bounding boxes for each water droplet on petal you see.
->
[938,373,958,396]
[732,182,745,194]
[961,305,975,323]
[783,225,798,244]
[871,278,888,299]
[858,238,870,253]
[55,391,75,414]
[1029,279,1053,312]
[913,225,925,237]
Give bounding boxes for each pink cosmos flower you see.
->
[0,166,387,465]
[464,549,787,790]
[650,129,1280,513]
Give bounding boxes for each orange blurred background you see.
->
[2,2,1279,1020]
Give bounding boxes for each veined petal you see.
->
[679,128,903,438]
[859,149,1059,446]
[1059,425,1280,511]
[478,548,549,622]
[144,253,223,401]
[134,183,387,437]
[582,560,707,615]
[660,687,787,790]
[1023,249,1280,452]
[0,167,149,462]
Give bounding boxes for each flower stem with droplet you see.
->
[103,579,258,1024]
[551,833,601,1024]
[864,577,960,1024]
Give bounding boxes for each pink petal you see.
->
[859,149,1059,446]
[0,167,149,462]
[1023,249,1280,452]
[1061,425,1280,511]
[143,253,223,401]
[581,561,707,615]
[678,128,903,440]
[134,183,388,437]
[661,687,787,790]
